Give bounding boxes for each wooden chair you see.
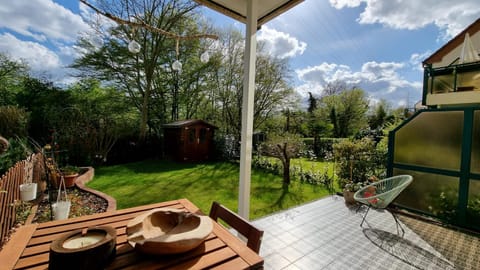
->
[209,201,264,253]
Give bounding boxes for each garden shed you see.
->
[163,119,216,161]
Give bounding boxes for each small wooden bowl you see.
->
[126,207,213,254]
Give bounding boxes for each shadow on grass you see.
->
[363,228,455,270]
[255,184,306,211]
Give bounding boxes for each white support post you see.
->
[238,0,258,220]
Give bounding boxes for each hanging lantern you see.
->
[128,40,141,54]
[200,51,210,63]
[172,60,182,72]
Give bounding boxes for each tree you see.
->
[0,53,28,106]
[73,0,207,139]
[368,99,391,130]
[260,133,305,189]
[59,78,139,164]
[211,30,295,144]
[307,92,317,114]
[318,87,369,138]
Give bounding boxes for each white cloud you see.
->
[295,60,422,107]
[258,26,307,58]
[410,51,432,71]
[0,33,61,71]
[328,0,480,39]
[0,0,88,42]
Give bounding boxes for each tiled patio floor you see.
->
[252,195,471,270]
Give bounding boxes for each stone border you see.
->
[75,167,117,212]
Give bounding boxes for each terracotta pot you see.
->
[63,174,79,188]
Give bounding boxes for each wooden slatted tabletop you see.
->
[0,199,263,270]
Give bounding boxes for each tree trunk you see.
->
[282,158,290,188]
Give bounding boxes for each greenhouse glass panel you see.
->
[470,110,480,173]
[467,179,480,228]
[394,111,463,170]
[393,169,459,221]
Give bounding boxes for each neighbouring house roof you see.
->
[193,0,303,27]
[163,119,217,129]
[423,18,480,65]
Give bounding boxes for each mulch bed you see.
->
[1,186,108,251]
[32,186,108,223]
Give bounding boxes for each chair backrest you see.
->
[209,201,264,253]
[354,175,413,208]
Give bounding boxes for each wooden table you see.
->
[0,199,263,269]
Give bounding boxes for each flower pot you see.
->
[20,183,37,201]
[63,174,78,188]
[343,190,356,205]
[53,201,71,220]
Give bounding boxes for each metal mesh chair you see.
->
[354,175,413,236]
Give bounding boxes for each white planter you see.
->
[19,183,37,201]
[53,201,71,220]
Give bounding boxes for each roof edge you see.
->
[423,18,480,65]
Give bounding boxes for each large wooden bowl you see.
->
[126,207,213,254]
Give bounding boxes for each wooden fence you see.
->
[0,153,43,246]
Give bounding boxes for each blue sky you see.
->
[0,0,479,108]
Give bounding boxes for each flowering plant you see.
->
[343,176,378,192]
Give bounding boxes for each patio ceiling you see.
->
[193,0,304,27]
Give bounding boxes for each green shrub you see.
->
[0,106,29,139]
[333,137,385,190]
[0,137,30,175]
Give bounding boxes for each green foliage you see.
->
[36,79,139,165]
[316,87,369,138]
[0,106,29,138]
[60,165,80,175]
[0,53,28,106]
[333,137,385,190]
[14,200,32,225]
[0,137,30,176]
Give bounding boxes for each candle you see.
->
[62,232,106,249]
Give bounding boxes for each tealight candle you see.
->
[62,232,106,249]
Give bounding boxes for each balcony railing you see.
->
[423,61,480,106]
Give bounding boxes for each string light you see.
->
[200,51,210,63]
[128,40,141,54]
[80,0,217,62]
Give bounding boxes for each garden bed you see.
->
[32,187,108,223]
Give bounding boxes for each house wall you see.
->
[431,31,480,68]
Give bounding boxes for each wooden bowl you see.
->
[126,207,213,254]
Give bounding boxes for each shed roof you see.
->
[423,18,480,65]
[163,119,217,128]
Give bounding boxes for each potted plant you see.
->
[342,176,378,205]
[20,155,37,201]
[60,165,79,188]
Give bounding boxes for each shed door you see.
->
[184,126,210,160]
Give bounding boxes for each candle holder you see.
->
[49,226,116,270]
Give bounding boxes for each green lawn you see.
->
[87,159,333,219]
